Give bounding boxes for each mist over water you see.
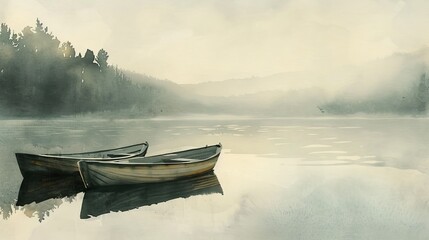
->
[2,14,429,118]
[0,117,428,239]
[2,1,429,238]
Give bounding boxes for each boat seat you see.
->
[163,158,192,163]
[107,153,133,158]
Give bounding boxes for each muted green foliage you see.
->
[96,49,109,70]
[0,20,168,117]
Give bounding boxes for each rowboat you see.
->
[16,142,149,177]
[78,143,222,189]
[80,171,222,218]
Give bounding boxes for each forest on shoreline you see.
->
[0,19,183,117]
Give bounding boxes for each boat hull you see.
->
[16,153,80,177]
[16,142,148,177]
[79,157,219,189]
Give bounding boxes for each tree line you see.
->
[321,73,429,115]
[0,19,165,116]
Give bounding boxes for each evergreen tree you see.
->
[96,49,109,70]
[60,41,76,59]
[83,49,95,64]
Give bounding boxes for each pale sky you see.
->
[0,0,429,84]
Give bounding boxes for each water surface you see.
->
[0,117,429,239]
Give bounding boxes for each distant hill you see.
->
[321,49,429,115]
[122,71,208,116]
[99,48,429,117]
[182,68,359,98]
[124,71,185,94]
[181,48,429,116]
[201,88,328,117]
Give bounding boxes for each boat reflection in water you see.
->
[80,171,223,219]
[17,174,85,206]
[16,174,85,222]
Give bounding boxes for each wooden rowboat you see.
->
[16,142,149,177]
[78,143,222,189]
[80,171,222,218]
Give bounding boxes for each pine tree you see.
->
[96,49,109,70]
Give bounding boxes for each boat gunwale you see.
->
[79,143,222,166]
[15,142,149,161]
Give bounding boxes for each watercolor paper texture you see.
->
[1,1,429,240]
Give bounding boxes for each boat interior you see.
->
[125,145,220,164]
[47,144,145,159]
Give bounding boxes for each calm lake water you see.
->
[1,117,429,239]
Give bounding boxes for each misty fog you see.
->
[2,1,429,117]
[3,2,429,240]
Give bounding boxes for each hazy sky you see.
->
[0,0,428,84]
